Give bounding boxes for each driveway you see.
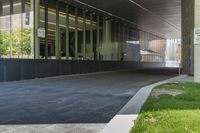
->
[0,69,176,124]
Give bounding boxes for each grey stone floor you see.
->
[0,70,176,132]
[0,124,106,133]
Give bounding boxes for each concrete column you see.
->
[122,24,125,59]
[194,0,200,82]
[90,13,93,59]
[66,5,69,59]
[44,0,48,59]
[34,0,40,59]
[83,10,86,59]
[96,16,100,60]
[182,0,194,75]
[118,23,121,60]
[0,0,2,58]
[10,0,13,58]
[75,8,78,59]
[55,1,60,59]
[102,19,111,60]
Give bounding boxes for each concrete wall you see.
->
[0,59,166,82]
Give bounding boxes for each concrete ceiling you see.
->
[67,0,181,39]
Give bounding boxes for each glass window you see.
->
[39,0,45,59]
[23,0,34,58]
[68,5,75,59]
[59,2,67,59]
[11,0,22,58]
[47,0,56,59]
[85,11,91,60]
[0,0,11,58]
[0,0,33,59]
[92,14,97,60]
[99,16,103,60]
[77,8,83,59]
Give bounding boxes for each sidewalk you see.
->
[0,124,106,133]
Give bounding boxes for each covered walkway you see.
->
[0,69,177,124]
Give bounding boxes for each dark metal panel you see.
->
[5,59,21,81]
[79,60,91,73]
[70,60,80,74]
[20,60,36,80]
[60,60,71,75]
[0,59,4,82]
[88,61,99,72]
[37,60,60,78]
[0,59,169,82]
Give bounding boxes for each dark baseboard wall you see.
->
[0,59,167,82]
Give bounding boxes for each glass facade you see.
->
[0,0,34,58]
[0,0,167,62]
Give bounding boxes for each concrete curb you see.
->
[100,75,188,133]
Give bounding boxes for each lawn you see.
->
[131,82,200,133]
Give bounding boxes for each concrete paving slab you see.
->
[0,124,106,133]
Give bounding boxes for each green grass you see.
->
[131,82,200,133]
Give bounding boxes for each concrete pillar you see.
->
[96,16,100,60]
[90,14,93,59]
[10,0,13,58]
[0,0,2,58]
[44,0,48,59]
[83,10,86,59]
[118,23,121,60]
[75,8,78,59]
[102,19,111,60]
[181,0,194,75]
[34,0,40,59]
[55,1,60,59]
[194,0,200,82]
[66,5,69,59]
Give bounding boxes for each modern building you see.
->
[0,0,187,82]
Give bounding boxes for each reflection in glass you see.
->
[47,0,56,59]
[69,6,75,59]
[77,8,83,59]
[0,0,168,62]
[0,0,11,58]
[0,0,33,58]
[85,11,91,60]
[92,14,97,60]
[59,2,67,59]
[39,0,45,58]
